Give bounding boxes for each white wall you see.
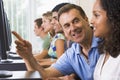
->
[79,0,95,21]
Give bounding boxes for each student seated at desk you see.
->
[33,18,50,58]
[34,11,66,68]
[51,3,73,51]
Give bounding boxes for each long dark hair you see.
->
[98,0,120,57]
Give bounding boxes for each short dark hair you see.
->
[34,18,42,28]
[52,3,69,12]
[58,4,87,21]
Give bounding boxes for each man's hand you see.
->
[12,31,33,59]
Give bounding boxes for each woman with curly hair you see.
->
[91,0,120,79]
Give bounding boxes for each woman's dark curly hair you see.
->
[98,0,120,57]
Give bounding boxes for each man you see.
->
[51,3,73,50]
[12,4,100,80]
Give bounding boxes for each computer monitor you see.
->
[0,0,12,62]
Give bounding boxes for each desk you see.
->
[0,60,26,71]
[0,71,42,80]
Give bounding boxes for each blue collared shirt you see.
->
[51,37,100,80]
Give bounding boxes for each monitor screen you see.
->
[0,0,12,61]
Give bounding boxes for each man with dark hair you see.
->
[51,3,73,50]
[13,3,100,80]
[52,3,69,12]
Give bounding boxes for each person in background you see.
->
[42,12,55,38]
[33,18,50,58]
[34,11,66,67]
[34,12,54,61]
[13,4,100,80]
[42,11,66,60]
[91,0,120,79]
[51,3,73,50]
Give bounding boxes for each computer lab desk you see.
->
[0,71,42,80]
[0,59,42,80]
[0,59,27,71]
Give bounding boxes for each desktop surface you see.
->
[0,59,27,71]
[0,71,42,80]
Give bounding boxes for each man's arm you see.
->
[24,55,63,79]
[12,31,63,79]
[56,39,65,58]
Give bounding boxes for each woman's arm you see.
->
[55,39,65,58]
[34,49,48,61]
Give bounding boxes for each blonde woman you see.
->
[34,11,66,67]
